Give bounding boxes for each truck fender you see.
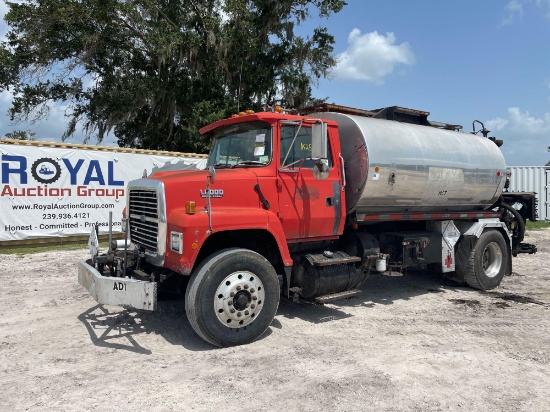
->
[265,211,293,267]
[454,219,511,243]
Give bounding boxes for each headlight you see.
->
[170,231,183,254]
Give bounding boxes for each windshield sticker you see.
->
[254,146,265,156]
[255,134,265,143]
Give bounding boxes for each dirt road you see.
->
[1,229,549,411]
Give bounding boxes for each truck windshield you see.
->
[206,121,272,168]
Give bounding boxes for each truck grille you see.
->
[129,189,159,252]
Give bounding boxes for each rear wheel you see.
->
[464,230,508,290]
[185,248,280,347]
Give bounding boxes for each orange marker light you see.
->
[246,110,254,115]
[186,201,196,214]
[238,111,245,116]
[191,243,198,250]
[275,106,283,113]
[231,114,237,118]
[374,166,380,173]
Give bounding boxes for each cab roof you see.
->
[199,111,338,136]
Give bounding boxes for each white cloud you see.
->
[335,29,415,84]
[486,117,509,131]
[1,88,66,141]
[217,4,229,24]
[501,0,525,25]
[506,107,550,134]
[0,1,8,38]
[0,90,16,131]
[0,89,11,103]
[486,107,550,165]
[501,0,550,25]
[1,89,117,146]
[536,0,550,18]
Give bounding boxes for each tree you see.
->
[3,130,36,140]
[0,0,345,153]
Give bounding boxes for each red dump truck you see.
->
[78,103,537,347]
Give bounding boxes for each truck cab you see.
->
[128,111,345,282]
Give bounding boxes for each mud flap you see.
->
[454,235,477,283]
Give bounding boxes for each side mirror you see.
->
[311,121,328,160]
[313,159,330,181]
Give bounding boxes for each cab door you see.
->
[276,121,344,240]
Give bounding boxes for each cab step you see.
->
[314,289,362,303]
[310,254,361,267]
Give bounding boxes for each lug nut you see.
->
[228,301,233,306]
[244,310,249,315]
[230,292,235,297]
[252,296,258,301]
[230,309,236,313]
[251,304,256,309]
[237,312,242,317]
[244,284,249,289]
[236,286,242,291]
[250,288,255,293]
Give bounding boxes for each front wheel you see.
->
[464,230,508,290]
[185,248,280,347]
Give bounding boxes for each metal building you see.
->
[506,166,550,221]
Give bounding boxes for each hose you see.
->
[499,202,525,247]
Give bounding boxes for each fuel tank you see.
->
[316,112,506,214]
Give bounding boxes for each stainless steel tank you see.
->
[315,112,506,214]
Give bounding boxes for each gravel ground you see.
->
[0,228,549,412]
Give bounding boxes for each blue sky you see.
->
[1,0,550,166]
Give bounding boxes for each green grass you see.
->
[526,220,550,230]
[0,241,110,255]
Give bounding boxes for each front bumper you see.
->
[78,259,157,311]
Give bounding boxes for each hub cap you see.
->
[482,242,503,278]
[214,271,266,328]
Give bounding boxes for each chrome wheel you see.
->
[214,271,266,328]
[482,242,503,279]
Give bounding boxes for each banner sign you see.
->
[0,144,206,241]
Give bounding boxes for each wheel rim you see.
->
[214,271,266,328]
[482,242,503,278]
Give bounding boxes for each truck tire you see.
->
[464,230,508,290]
[185,248,280,347]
